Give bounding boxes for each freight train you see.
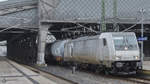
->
[45,32,142,74]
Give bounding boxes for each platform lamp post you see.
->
[140,9,145,66]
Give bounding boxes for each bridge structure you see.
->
[0,0,150,65]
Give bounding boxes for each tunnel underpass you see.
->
[0,29,38,64]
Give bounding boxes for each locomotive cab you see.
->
[101,32,142,74]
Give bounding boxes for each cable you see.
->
[122,20,143,32]
[71,22,99,34]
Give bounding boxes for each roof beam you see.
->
[0,0,37,10]
[0,5,37,16]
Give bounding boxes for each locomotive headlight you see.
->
[134,56,139,60]
[116,56,121,60]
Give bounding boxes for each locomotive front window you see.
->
[113,35,138,51]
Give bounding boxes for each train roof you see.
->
[71,32,136,41]
[102,32,135,35]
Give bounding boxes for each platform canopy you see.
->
[0,0,38,29]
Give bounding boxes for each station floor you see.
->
[143,61,150,71]
[0,57,57,84]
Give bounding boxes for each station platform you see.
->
[143,61,150,71]
[0,57,57,84]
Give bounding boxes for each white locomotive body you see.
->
[47,32,142,74]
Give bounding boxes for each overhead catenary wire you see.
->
[71,22,99,34]
[122,19,143,32]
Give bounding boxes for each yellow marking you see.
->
[56,57,62,61]
[142,70,150,75]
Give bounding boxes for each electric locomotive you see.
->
[46,32,142,74]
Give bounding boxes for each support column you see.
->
[37,24,50,65]
[101,0,106,32]
[113,0,119,31]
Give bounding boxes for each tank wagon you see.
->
[46,32,142,74]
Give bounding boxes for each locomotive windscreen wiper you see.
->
[125,38,130,48]
[125,36,138,50]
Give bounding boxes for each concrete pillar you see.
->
[101,0,106,32]
[37,24,50,65]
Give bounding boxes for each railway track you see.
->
[99,72,150,84]
[21,64,78,84]
[74,66,150,84]
[22,63,150,84]
[124,77,150,84]
[124,73,150,84]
